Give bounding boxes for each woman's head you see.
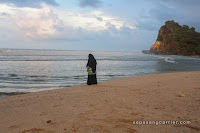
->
[87,53,97,72]
[88,54,94,59]
[88,54,96,63]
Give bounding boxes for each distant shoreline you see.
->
[142,50,153,54]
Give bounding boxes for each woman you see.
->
[86,54,97,85]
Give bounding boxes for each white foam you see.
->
[0,87,59,93]
[165,57,178,64]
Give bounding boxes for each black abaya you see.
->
[87,74,97,85]
[86,54,97,85]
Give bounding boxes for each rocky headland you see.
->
[150,21,200,56]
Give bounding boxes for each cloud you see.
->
[158,0,200,7]
[13,10,62,40]
[130,0,200,31]
[0,5,63,40]
[0,3,145,50]
[149,4,180,22]
[0,12,9,16]
[79,0,102,8]
[49,10,137,42]
[0,4,136,42]
[0,0,58,8]
[96,16,103,21]
[54,10,136,32]
[135,3,182,31]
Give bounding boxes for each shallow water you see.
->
[0,49,200,96]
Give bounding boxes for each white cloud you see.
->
[0,0,58,8]
[0,4,136,41]
[54,10,136,31]
[0,4,62,40]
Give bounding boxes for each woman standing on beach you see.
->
[86,54,97,85]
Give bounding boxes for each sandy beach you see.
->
[0,71,200,133]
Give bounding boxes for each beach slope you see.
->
[0,72,200,133]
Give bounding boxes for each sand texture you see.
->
[0,72,200,133]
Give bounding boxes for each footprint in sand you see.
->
[40,112,48,116]
[9,123,24,129]
[22,128,54,133]
[9,125,20,129]
[53,104,63,107]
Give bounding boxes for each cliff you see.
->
[150,21,200,56]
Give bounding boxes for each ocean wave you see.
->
[164,57,178,64]
[0,87,60,93]
[0,92,27,97]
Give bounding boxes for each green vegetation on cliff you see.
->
[150,20,200,56]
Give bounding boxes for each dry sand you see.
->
[0,72,200,133]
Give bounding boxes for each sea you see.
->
[0,49,200,97]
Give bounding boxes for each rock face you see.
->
[150,21,200,56]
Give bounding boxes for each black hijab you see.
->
[87,54,97,73]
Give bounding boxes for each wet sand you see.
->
[0,71,200,133]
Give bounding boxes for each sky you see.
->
[0,0,200,51]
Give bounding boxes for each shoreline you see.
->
[0,72,165,98]
[0,92,28,98]
[0,71,200,133]
[0,71,199,98]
